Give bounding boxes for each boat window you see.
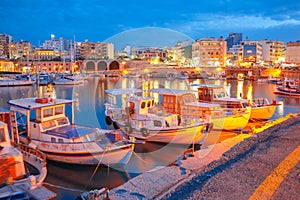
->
[141,101,146,109]
[51,137,56,142]
[55,106,64,115]
[56,118,69,126]
[58,139,63,143]
[42,120,56,130]
[170,96,174,103]
[0,128,5,142]
[153,120,162,127]
[147,100,151,107]
[43,108,53,118]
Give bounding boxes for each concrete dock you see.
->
[108,112,300,199]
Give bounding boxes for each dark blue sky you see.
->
[1,0,300,49]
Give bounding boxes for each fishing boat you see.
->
[191,84,280,121]
[0,74,35,87]
[274,79,300,97]
[53,75,84,85]
[0,112,56,199]
[37,72,53,86]
[249,98,278,120]
[6,97,135,165]
[105,88,207,145]
[149,88,251,131]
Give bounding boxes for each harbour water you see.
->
[0,76,299,199]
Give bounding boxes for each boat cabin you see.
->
[196,84,230,102]
[149,88,223,119]
[8,98,74,143]
[105,88,143,109]
[194,84,249,109]
[127,96,155,116]
[0,121,26,182]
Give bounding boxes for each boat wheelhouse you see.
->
[105,88,206,145]
[7,97,135,165]
[149,88,250,130]
[192,84,277,121]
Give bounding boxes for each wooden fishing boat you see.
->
[6,97,135,165]
[0,117,56,199]
[105,88,206,145]
[149,88,251,131]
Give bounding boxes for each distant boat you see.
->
[0,74,34,87]
[37,72,53,86]
[53,75,83,85]
[274,80,300,97]
[6,97,135,165]
[105,88,207,145]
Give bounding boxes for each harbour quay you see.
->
[107,112,300,200]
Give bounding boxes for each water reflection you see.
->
[0,77,300,199]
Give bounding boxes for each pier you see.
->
[107,112,300,199]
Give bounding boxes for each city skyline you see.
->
[1,0,300,49]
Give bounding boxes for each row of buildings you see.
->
[0,33,300,73]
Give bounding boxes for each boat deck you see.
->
[44,125,98,139]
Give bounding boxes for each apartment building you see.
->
[286,41,300,63]
[0,33,12,59]
[79,42,114,59]
[241,40,262,63]
[192,37,227,67]
[261,40,285,65]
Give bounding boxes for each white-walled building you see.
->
[192,37,227,67]
[261,40,285,64]
[286,41,300,63]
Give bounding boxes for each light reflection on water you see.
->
[0,77,300,199]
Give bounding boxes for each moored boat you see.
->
[149,88,250,131]
[274,80,300,97]
[192,84,278,121]
[0,75,35,87]
[53,75,84,85]
[0,117,56,199]
[105,88,207,145]
[6,97,135,165]
[249,98,278,120]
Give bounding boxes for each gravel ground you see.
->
[162,114,300,200]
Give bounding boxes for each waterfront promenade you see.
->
[108,112,300,199]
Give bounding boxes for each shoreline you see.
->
[107,111,300,199]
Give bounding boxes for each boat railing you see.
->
[15,143,47,185]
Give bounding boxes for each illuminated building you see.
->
[261,40,285,65]
[226,33,243,50]
[241,40,262,63]
[79,41,114,59]
[286,41,300,64]
[0,33,12,59]
[192,36,227,67]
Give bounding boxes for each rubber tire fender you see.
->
[141,128,149,137]
[105,116,113,125]
[124,125,133,134]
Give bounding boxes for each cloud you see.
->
[171,13,300,34]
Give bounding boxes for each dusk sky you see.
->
[1,0,300,49]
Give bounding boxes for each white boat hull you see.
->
[19,136,134,166]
